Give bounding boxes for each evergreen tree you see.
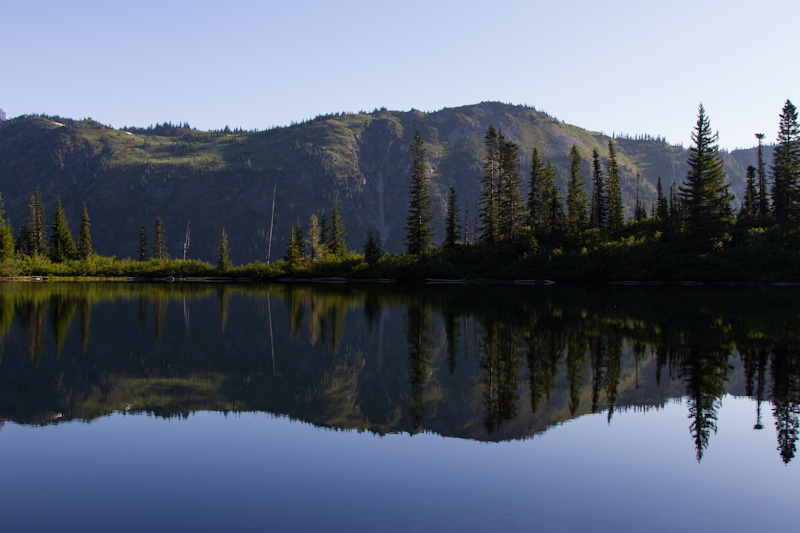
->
[319,210,329,251]
[679,104,733,241]
[0,221,13,262]
[27,189,47,256]
[285,223,301,265]
[404,130,435,255]
[329,202,346,257]
[363,224,383,265]
[755,133,769,216]
[655,177,669,222]
[606,140,624,233]
[498,138,524,241]
[77,202,92,260]
[528,147,545,230]
[306,214,323,261]
[217,228,231,273]
[49,198,77,262]
[669,182,683,229]
[589,148,606,229]
[771,100,800,222]
[153,217,168,259]
[294,217,305,257]
[464,200,470,244]
[479,125,500,243]
[540,161,565,241]
[0,194,14,262]
[741,165,758,218]
[634,172,648,222]
[138,224,148,261]
[444,187,461,247]
[566,145,589,234]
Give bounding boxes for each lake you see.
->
[0,282,798,531]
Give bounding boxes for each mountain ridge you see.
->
[0,102,767,263]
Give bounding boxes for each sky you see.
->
[2,0,798,150]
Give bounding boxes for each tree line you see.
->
[401,100,800,255]
[2,99,799,279]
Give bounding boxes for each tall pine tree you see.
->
[479,126,500,243]
[755,133,769,216]
[566,145,589,234]
[528,147,545,230]
[444,187,461,247]
[27,189,47,256]
[404,131,435,255]
[329,202,346,257]
[771,100,800,222]
[153,217,168,259]
[589,148,606,229]
[138,224,148,261]
[77,202,92,260]
[0,194,14,262]
[498,138,524,242]
[606,141,624,233]
[49,197,77,262]
[217,228,231,273]
[741,165,758,218]
[679,103,733,241]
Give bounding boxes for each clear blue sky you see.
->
[2,0,797,149]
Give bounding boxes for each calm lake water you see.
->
[0,282,798,531]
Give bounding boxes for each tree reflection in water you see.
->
[0,282,799,463]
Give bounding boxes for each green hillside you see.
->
[0,103,762,263]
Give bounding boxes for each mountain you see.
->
[0,103,769,263]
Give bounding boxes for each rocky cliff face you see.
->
[0,104,759,262]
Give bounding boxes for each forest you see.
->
[0,101,798,282]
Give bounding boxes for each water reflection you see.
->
[1,282,800,463]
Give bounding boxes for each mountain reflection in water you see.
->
[0,282,798,464]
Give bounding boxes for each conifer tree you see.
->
[668,182,682,228]
[771,100,800,222]
[329,202,346,257]
[0,194,14,262]
[566,145,589,234]
[606,141,624,233]
[528,147,545,230]
[27,189,47,256]
[49,198,77,262]
[464,200,470,244]
[319,210,329,251]
[363,224,383,265]
[589,148,606,229]
[741,165,758,218]
[153,217,168,259]
[539,161,564,238]
[404,130,435,255]
[77,202,92,260]
[217,228,231,273]
[444,187,461,247]
[755,133,769,216]
[498,138,524,241]
[294,217,305,257]
[655,177,669,222]
[138,224,148,261]
[679,104,733,241]
[285,223,301,265]
[479,125,500,243]
[634,172,648,222]
[306,214,323,261]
